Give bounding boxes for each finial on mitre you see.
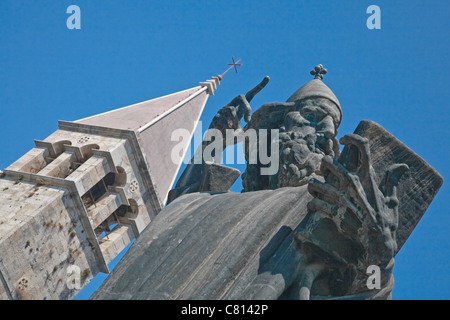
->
[310,64,327,80]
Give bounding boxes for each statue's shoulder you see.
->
[92,186,311,299]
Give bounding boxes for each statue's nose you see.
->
[316,115,335,138]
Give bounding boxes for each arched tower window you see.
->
[81,166,128,210]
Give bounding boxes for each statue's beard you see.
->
[242,126,339,192]
[275,130,336,188]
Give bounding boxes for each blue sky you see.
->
[1,1,448,300]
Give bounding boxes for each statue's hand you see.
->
[307,133,409,266]
[208,76,270,134]
[209,95,251,134]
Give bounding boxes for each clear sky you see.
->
[1,0,448,300]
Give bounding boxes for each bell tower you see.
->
[0,76,221,299]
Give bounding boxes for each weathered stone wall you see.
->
[0,125,159,299]
[0,177,99,300]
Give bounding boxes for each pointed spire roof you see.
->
[76,85,207,131]
[75,76,221,206]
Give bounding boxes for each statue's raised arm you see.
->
[92,65,443,301]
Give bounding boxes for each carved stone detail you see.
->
[91,66,443,301]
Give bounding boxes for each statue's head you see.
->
[286,64,342,129]
[282,74,342,158]
[276,75,342,188]
[243,65,343,191]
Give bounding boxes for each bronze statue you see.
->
[91,65,442,300]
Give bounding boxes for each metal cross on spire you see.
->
[228,56,242,74]
[217,56,242,80]
[310,64,328,80]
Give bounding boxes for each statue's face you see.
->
[276,98,340,188]
[282,98,339,155]
[299,99,340,135]
[242,97,341,191]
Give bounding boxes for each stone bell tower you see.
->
[0,76,221,300]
